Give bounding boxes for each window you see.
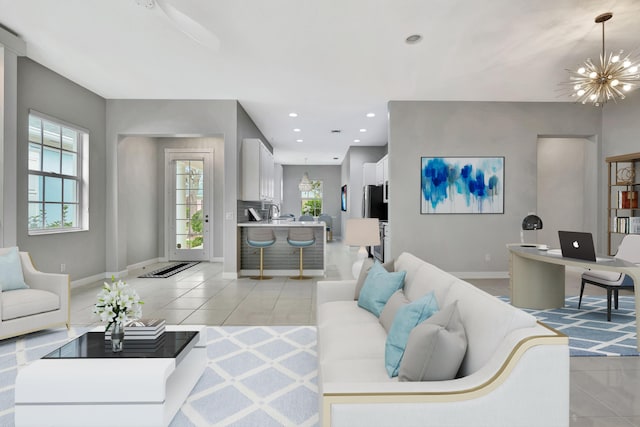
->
[301,180,323,216]
[27,111,89,234]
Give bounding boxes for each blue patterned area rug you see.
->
[0,326,319,427]
[504,295,638,357]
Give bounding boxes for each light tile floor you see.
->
[69,242,640,427]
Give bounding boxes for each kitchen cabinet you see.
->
[376,154,389,203]
[274,163,283,205]
[242,138,274,201]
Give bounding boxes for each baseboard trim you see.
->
[222,272,238,280]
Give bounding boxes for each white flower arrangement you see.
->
[93,278,143,331]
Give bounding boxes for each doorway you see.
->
[536,137,597,248]
[165,149,213,262]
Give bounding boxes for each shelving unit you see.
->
[606,153,640,255]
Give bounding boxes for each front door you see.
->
[167,150,212,262]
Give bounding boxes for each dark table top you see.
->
[43,331,199,360]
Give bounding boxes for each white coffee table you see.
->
[15,325,206,427]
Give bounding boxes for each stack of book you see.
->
[105,319,166,340]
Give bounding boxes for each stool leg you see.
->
[251,247,272,280]
[290,247,312,280]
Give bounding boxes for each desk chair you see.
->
[287,228,315,280]
[247,228,276,280]
[579,234,640,320]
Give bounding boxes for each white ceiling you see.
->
[1,0,639,165]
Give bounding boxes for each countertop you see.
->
[238,220,326,227]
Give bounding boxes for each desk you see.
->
[508,245,640,350]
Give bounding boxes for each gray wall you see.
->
[282,165,342,237]
[388,101,602,273]
[119,136,158,266]
[16,58,107,279]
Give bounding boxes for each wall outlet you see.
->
[60,264,66,272]
[484,253,491,262]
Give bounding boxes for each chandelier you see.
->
[566,12,640,106]
[298,172,313,192]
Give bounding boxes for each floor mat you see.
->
[138,262,199,278]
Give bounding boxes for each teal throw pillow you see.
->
[0,247,28,291]
[385,291,439,377]
[357,262,406,317]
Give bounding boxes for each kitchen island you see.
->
[238,220,326,277]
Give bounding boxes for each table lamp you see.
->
[521,213,543,245]
[344,218,380,278]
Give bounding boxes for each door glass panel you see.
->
[174,160,205,251]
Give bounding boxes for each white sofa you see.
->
[316,252,569,427]
[0,249,70,340]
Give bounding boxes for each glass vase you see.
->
[111,322,125,352]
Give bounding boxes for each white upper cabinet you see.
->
[376,154,389,202]
[242,138,274,201]
[274,163,283,205]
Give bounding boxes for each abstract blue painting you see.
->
[421,157,504,214]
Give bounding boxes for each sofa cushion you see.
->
[354,258,394,300]
[399,301,467,381]
[318,321,388,363]
[2,289,60,321]
[358,263,406,317]
[317,300,378,329]
[0,247,29,291]
[442,280,536,376]
[385,291,439,377]
[379,290,410,333]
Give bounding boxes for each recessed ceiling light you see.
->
[330,129,342,134]
[405,34,422,44]
[366,112,375,118]
[359,128,367,132]
[333,157,339,160]
[354,139,361,143]
[289,112,298,117]
[293,128,301,132]
[296,139,303,143]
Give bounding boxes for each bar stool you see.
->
[247,228,276,280]
[287,228,316,280]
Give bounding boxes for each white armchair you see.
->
[0,248,70,340]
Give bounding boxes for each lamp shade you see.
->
[522,214,543,231]
[344,218,380,246]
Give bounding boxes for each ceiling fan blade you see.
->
[155,0,221,51]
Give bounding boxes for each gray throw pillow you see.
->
[379,290,410,333]
[398,301,467,382]
[354,258,394,300]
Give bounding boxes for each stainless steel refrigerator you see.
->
[362,185,387,220]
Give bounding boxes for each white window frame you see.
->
[27,110,89,235]
[300,180,323,216]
